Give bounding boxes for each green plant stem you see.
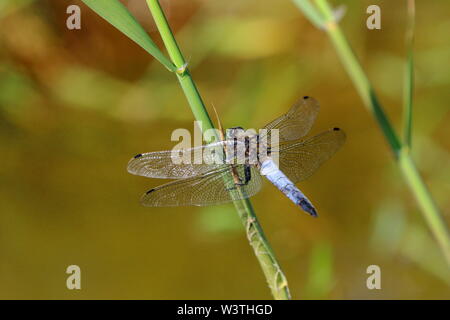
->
[399,151,450,263]
[144,0,213,130]
[305,0,450,265]
[403,0,415,148]
[403,53,414,148]
[314,1,401,154]
[146,0,291,299]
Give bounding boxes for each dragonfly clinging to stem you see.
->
[127,96,345,217]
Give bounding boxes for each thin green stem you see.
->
[292,0,325,29]
[399,150,450,264]
[295,0,450,265]
[146,0,291,299]
[314,0,402,154]
[403,0,415,148]
[145,0,214,132]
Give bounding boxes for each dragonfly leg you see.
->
[226,165,252,190]
[226,181,249,191]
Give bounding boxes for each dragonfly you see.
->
[127,96,345,217]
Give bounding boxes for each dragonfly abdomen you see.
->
[260,159,317,217]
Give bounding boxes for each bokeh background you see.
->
[0,0,449,299]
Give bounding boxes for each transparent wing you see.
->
[262,96,320,143]
[127,141,241,179]
[273,128,346,183]
[140,165,262,207]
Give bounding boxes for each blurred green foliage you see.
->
[0,0,449,299]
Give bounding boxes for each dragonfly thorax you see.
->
[224,127,271,166]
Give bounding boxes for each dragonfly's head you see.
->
[225,126,245,140]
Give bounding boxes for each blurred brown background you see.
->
[0,0,449,299]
